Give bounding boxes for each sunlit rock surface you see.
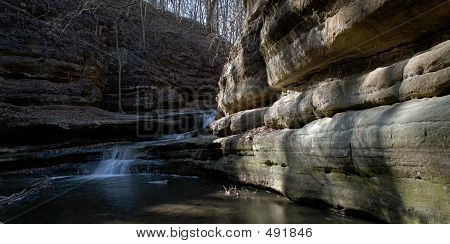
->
[210,0,450,223]
[217,0,277,116]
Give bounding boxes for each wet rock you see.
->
[0,103,211,145]
[141,135,222,161]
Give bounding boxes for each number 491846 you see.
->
[265,228,312,237]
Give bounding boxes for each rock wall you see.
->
[217,0,277,116]
[208,0,450,223]
[0,0,226,145]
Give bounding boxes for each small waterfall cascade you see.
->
[202,110,216,128]
[157,110,216,141]
[94,147,136,175]
[94,110,216,175]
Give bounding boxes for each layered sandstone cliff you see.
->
[0,0,225,145]
[206,0,450,223]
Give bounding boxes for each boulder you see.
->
[209,116,232,137]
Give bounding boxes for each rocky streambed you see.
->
[0,133,373,224]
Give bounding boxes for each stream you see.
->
[0,111,372,224]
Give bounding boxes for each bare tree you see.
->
[140,0,146,50]
[114,20,124,113]
[205,0,218,34]
[151,0,245,43]
[29,0,245,112]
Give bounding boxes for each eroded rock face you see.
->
[208,0,450,223]
[260,0,450,89]
[0,77,102,106]
[217,4,276,115]
[1,0,225,113]
[209,107,268,136]
[167,96,450,223]
[0,103,212,145]
[400,41,450,101]
[102,86,185,112]
[219,96,450,224]
[263,40,450,129]
[0,0,225,144]
[264,91,317,129]
[244,0,267,23]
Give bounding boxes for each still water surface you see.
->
[0,172,372,224]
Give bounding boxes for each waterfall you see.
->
[157,110,216,141]
[202,110,216,128]
[94,110,216,175]
[94,147,136,175]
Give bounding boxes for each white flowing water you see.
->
[151,110,217,142]
[94,148,136,175]
[94,110,216,175]
[157,132,192,141]
[202,110,216,128]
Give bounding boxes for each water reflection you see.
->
[0,174,372,224]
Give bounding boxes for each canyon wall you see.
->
[0,0,226,145]
[206,0,450,223]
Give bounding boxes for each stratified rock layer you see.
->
[217,1,276,115]
[264,41,450,129]
[217,96,450,224]
[211,0,450,223]
[260,0,450,89]
[157,96,450,223]
[0,0,225,144]
[209,107,268,136]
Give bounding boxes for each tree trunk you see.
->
[115,21,124,113]
[140,0,146,50]
[206,0,218,34]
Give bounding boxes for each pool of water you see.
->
[0,173,372,224]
